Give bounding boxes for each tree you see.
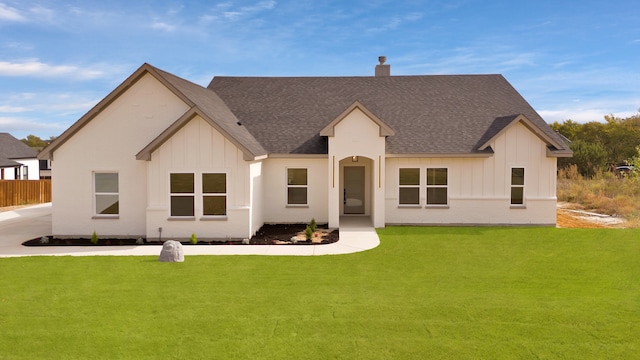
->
[569,139,609,178]
[553,113,640,175]
[20,134,48,148]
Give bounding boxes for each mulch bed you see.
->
[22,223,339,246]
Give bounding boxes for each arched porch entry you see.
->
[327,154,385,229]
[320,101,394,229]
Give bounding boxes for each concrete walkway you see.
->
[0,203,380,257]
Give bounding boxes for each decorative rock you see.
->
[158,240,184,262]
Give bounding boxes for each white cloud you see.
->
[0,116,67,135]
[27,5,54,22]
[368,12,424,33]
[540,108,639,124]
[214,0,276,21]
[0,3,58,24]
[0,2,25,21]
[151,20,176,32]
[0,60,106,80]
[223,11,242,20]
[0,91,100,114]
[0,105,28,112]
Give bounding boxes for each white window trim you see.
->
[286,167,309,207]
[168,171,229,220]
[398,168,421,207]
[169,172,196,219]
[92,171,119,219]
[425,167,449,207]
[510,166,526,208]
[201,172,228,220]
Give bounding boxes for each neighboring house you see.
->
[0,133,40,180]
[39,59,572,240]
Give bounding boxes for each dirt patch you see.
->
[22,223,339,246]
[556,202,626,228]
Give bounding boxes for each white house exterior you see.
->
[0,133,40,180]
[39,60,571,240]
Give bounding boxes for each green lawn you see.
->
[1,227,639,359]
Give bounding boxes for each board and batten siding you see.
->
[145,116,253,240]
[261,157,329,224]
[51,73,190,238]
[385,121,557,225]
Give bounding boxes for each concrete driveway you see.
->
[0,203,380,257]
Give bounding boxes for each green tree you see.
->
[20,134,48,148]
[569,139,609,178]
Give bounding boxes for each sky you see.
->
[1,0,639,140]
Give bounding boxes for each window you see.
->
[22,166,28,179]
[203,173,226,216]
[170,173,194,217]
[511,168,525,205]
[94,173,119,216]
[426,168,448,205]
[287,168,308,205]
[399,168,420,205]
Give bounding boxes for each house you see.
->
[0,133,40,180]
[38,58,572,241]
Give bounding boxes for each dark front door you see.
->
[344,166,365,214]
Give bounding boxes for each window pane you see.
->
[399,168,420,186]
[204,196,226,216]
[95,173,118,193]
[288,169,307,185]
[96,195,119,215]
[427,168,447,185]
[203,173,226,193]
[170,173,194,193]
[288,187,307,204]
[512,168,524,186]
[427,188,448,205]
[511,187,524,205]
[399,188,420,205]
[171,196,194,216]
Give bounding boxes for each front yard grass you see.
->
[1,227,639,359]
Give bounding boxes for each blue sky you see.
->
[1,0,639,140]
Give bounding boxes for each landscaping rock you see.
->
[158,240,184,262]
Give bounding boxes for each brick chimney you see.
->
[375,56,390,77]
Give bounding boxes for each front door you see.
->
[344,166,365,214]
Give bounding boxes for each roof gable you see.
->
[320,101,395,137]
[136,107,264,161]
[39,64,265,161]
[477,114,572,157]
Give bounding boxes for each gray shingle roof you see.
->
[208,75,569,155]
[151,66,267,157]
[0,133,37,159]
[39,64,571,161]
[0,157,21,168]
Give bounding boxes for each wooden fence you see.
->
[0,180,52,208]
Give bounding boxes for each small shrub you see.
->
[190,233,198,245]
[304,226,314,241]
[90,231,98,245]
[309,218,317,233]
